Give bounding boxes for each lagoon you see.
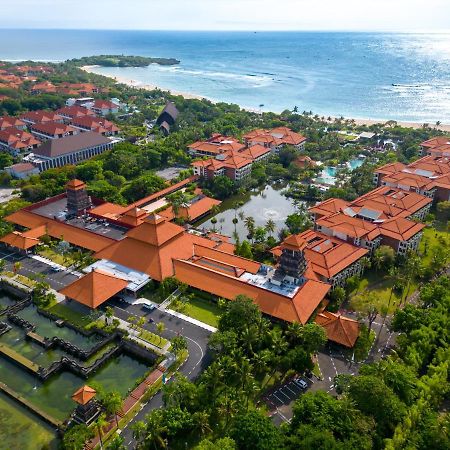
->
[196,185,302,241]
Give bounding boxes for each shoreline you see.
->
[82,65,450,131]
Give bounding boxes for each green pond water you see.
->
[17,305,102,350]
[197,184,305,241]
[0,303,152,423]
[0,392,59,450]
[0,292,19,312]
[0,352,150,421]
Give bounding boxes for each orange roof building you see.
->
[273,230,369,288]
[72,385,97,405]
[243,126,307,150]
[315,311,360,347]
[59,269,128,308]
[0,225,47,250]
[420,136,450,157]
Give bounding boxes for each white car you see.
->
[295,378,308,390]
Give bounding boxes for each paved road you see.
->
[0,249,78,290]
[108,301,212,448]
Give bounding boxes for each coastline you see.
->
[82,65,450,131]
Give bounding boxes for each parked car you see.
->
[148,318,154,324]
[295,378,308,390]
[142,303,156,312]
[50,266,62,272]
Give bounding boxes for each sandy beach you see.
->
[82,65,450,132]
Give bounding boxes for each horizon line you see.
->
[1,27,450,34]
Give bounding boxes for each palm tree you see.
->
[0,259,5,274]
[95,413,108,450]
[13,261,22,275]
[286,321,303,344]
[132,421,147,449]
[143,412,168,449]
[265,219,276,237]
[104,306,114,325]
[244,216,255,241]
[192,411,212,437]
[104,391,122,429]
[156,322,165,344]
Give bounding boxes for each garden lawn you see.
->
[48,303,95,329]
[38,248,74,266]
[138,329,168,349]
[171,297,221,327]
[350,269,417,315]
[419,226,449,268]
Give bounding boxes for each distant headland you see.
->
[69,54,180,67]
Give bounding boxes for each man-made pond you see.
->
[0,291,20,312]
[314,158,364,185]
[17,305,102,350]
[0,297,151,427]
[196,185,302,241]
[0,392,59,450]
[0,352,149,421]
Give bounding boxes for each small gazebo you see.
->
[71,385,100,425]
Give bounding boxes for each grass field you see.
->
[48,303,95,328]
[171,297,222,327]
[419,225,449,268]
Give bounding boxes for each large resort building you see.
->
[190,127,304,182]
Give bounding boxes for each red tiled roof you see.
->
[72,385,96,405]
[31,121,76,136]
[59,269,128,309]
[315,311,359,347]
[0,116,25,130]
[309,198,349,217]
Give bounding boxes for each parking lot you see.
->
[263,376,312,422]
[0,249,79,290]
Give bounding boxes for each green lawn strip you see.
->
[37,248,73,266]
[419,226,449,268]
[47,303,94,329]
[138,329,168,349]
[170,297,221,327]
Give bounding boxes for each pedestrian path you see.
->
[29,254,83,277]
[164,308,217,333]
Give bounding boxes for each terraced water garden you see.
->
[0,293,157,447]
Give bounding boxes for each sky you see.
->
[2,0,450,31]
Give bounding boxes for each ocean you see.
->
[1,29,450,122]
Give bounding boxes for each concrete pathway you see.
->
[164,308,217,333]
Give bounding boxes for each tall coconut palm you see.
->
[265,219,276,237]
[95,413,108,450]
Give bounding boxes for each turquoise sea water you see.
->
[0,30,449,122]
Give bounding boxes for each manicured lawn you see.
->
[37,248,72,266]
[419,226,449,268]
[138,329,168,349]
[171,297,222,327]
[48,303,96,329]
[350,269,406,314]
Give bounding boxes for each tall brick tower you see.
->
[66,179,92,216]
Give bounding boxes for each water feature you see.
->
[314,158,364,185]
[0,297,152,425]
[196,185,302,241]
[0,392,59,450]
[17,306,102,350]
[0,353,149,421]
[0,291,20,312]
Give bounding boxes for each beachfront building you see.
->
[243,127,307,153]
[272,230,368,288]
[374,155,450,201]
[420,136,450,157]
[87,100,120,116]
[188,134,245,157]
[156,101,179,136]
[25,132,115,171]
[0,128,41,155]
